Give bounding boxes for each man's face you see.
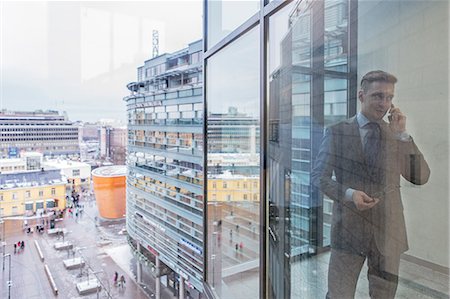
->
[359,81,395,121]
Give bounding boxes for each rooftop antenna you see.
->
[152,30,159,58]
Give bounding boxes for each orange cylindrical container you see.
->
[92,165,127,219]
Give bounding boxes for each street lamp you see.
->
[76,247,113,299]
[4,253,12,299]
[1,219,5,271]
[91,270,103,299]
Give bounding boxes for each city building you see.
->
[79,122,99,141]
[99,125,127,165]
[203,1,448,299]
[208,171,259,202]
[43,159,91,192]
[0,152,44,174]
[0,110,80,159]
[92,165,126,219]
[125,39,204,298]
[208,107,259,155]
[0,169,66,217]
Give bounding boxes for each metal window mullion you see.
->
[260,1,268,298]
[310,0,325,253]
[348,0,358,117]
[202,1,210,296]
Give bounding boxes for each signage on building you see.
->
[179,238,202,255]
[147,244,159,256]
[8,147,18,158]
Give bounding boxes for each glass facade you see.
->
[204,0,449,299]
[206,0,260,49]
[206,26,261,299]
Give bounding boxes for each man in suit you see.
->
[312,70,430,299]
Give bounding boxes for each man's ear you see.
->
[358,90,364,103]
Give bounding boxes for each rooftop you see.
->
[0,169,65,189]
[91,165,127,178]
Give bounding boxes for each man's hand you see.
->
[352,190,380,211]
[388,104,406,133]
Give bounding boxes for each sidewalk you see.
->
[0,196,176,299]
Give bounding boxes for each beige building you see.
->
[43,159,91,191]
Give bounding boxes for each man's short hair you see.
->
[360,70,397,92]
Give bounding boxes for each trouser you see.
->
[326,243,400,299]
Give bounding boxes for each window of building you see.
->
[51,188,56,196]
[12,193,17,200]
[25,191,31,198]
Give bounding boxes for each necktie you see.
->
[364,122,381,171]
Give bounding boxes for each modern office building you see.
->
[208,107,260,155]
[125,40,204,297]
[0,110,80,158]
[203,1,448,299]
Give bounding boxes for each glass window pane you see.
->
[206,26,260,298]
[324,0,348,71]
[206,0,260,49]
[268,1,351,298]
[268,1,449,299]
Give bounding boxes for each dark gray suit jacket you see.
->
[312,116,430,256]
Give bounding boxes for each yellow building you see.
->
[208,171,259,202]
[0,169,66,217]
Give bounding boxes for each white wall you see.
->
[358,0,449,268]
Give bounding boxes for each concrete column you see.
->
[136,242,142,283]
[155,256,161,299]
[179,277,185,299]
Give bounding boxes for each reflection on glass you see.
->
[324,0,348,71]
[268,0,448,299]
[206,27,260,298]
[206,0,260,49]
[268,1,350,298]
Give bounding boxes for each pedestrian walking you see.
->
[13,243,17,254]
[119,275,126,288]
[236,224,239,232]
[239,241,244,252]
[21,241,25,250]
[113,271,118,286]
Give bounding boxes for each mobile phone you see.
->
[387,104,394,122]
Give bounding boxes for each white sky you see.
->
[0,1,203,122]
